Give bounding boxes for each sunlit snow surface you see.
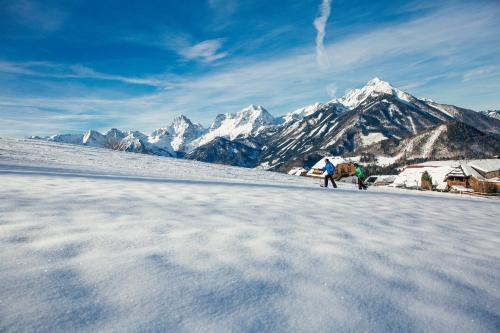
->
[1,138,499,332]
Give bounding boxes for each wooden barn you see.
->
[469,160,500,179]
[306,157,356,179]
[445,166,470,188]
[444,159,500,194]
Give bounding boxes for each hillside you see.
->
[355,121,500,166]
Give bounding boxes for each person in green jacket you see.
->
[354,163,367,190]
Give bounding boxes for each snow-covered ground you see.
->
[1,138,499,332]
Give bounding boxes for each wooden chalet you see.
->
[444,159,500,194]
[306,156,356,179]
[446,166,470,188]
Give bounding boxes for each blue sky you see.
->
[1,0,500,136]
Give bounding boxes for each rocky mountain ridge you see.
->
[31,78,500,171]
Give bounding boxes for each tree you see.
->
[421,171,433,190]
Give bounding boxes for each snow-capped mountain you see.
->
[334,77,414,109]
[47,133,84,145]
[166,115,206,153]
[281,102,325,124]
[256,78,500,171]
[36,105,275,158]
[41,127,178,157]
[191,105,275,150]
[424,102,500,134]
[82,130,107,147]
[31,78,500,170]
[481,110,500,120]
[356,121,500,165]
[118,131,146,153]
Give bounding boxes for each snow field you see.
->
[0,138,311,187]
[0,138,499,332]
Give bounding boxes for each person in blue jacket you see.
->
[321,158,337,188]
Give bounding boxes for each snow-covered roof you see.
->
[374,175,397,184]
[443,159,500,180]
[288,167,307,176]
[446,166,467,178]
[406,160,458,168]
[460,164,484,179]
[309,156,351,170]
[469,159,500,174]
[392,165,452,190]
[414,159,499,170]
[395,159,500,190]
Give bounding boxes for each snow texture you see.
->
[1,138,500,333]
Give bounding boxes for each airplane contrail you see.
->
[313,0,332,68]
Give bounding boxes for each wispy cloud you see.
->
[179,39,228,63]
[0,61,164,87]
[462,66,498,82]
[68,65,165,86]
[5,0,68,32]
[325,83,337,98]
[313,0,332,68]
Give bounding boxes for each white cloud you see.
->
[313,0,332,68]
[179,39,228,63]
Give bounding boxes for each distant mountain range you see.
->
[480,110,500,120]
[31,78,500,171]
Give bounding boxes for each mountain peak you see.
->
[82,129,106,147]
[196,104,275,148]
[105,128,125,137]
[169,115,195,132]
[241,104,266,114]
[337,77,412,109]
[366,77,393,89]
[171,114,191,124]
[237,105,274,124]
